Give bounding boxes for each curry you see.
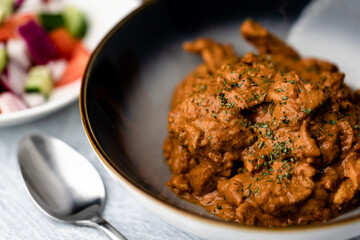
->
[163,19,360,227]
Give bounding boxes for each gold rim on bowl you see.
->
[79,0,360,233]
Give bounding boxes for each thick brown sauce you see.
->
[163,20,360,227]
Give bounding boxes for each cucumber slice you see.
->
[0,45,7,73]
[63,6,87,38]
[0,0,14,24]
[38,13,65,32]
[25,66,53,97]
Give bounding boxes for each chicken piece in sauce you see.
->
[164,19,360,227]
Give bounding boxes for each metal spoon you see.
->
[17,134,127,240]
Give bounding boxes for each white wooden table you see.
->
[2,0,360,239]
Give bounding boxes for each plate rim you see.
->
[0,80,80,125]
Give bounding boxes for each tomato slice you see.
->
[56,43,90,86]
[49,27,78,59]
[0,13,36,41]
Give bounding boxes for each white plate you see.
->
[0,0,140,127]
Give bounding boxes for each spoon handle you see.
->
[91,216,127,240]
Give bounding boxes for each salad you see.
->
[0,0,90,114]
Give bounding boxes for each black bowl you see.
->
[80,0,360,239]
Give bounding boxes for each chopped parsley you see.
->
[303,108,312,114]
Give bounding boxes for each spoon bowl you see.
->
[18,134,126,240]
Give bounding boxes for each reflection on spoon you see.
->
[17,134,127,240]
